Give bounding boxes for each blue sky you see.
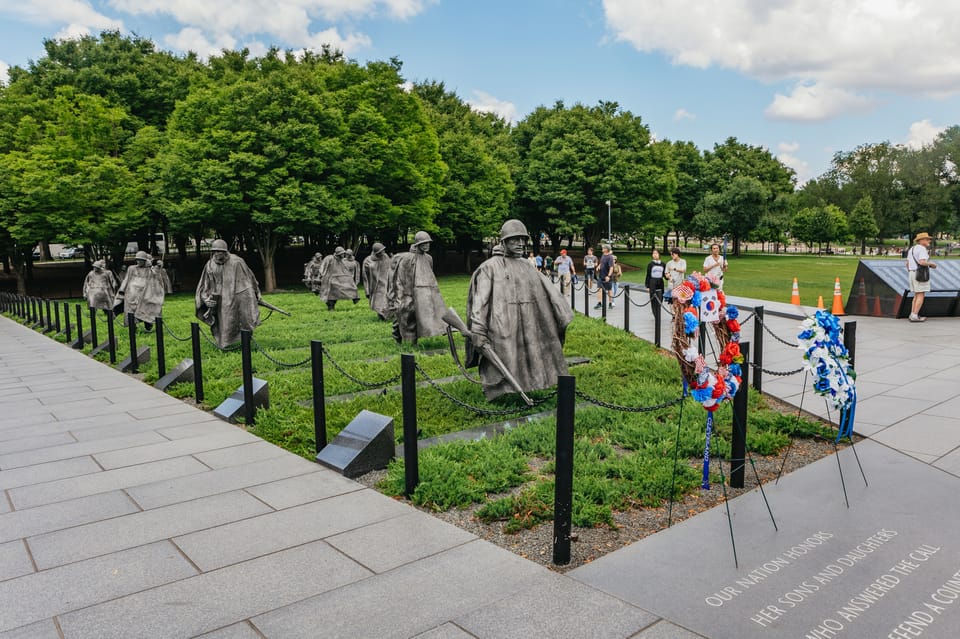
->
[1,0,958,184]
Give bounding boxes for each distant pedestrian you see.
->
[583,247,598,291]
[595,244,615,309]
[555,249,575,294]
[664,247,686,302]
[610,255,622,306]
[544,254,554,278]
[528,251,538,268]
[907,232,937,322]
[535,252,544,271]
[645,249,665,317]
[703,243,728,289]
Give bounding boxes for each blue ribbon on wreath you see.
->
[702,411,713,489]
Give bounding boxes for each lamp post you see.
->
[605,200,611,244]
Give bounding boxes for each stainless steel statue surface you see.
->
[83,259,119,312]
[318,246,359,310]
[387,231,447,344]
[114,251,172,324]
[362,242,392,320]
[303,252,323,293]
[195,240,261,348]
[465,220,573,400]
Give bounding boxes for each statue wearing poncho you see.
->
[362,243,392,320]
[195,242,261,348]
[83,260,119,312]
[114,252,171,324]
[466,220,573,400]
[386,232,447,343]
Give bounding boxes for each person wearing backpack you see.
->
[907,232,937,322]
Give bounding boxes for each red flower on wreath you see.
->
[727,319,741,333]
[699,279,711,292]
[719,342,741,365]
[717,290,726,306]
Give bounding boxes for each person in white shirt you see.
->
[664,247,687,302]
[702,243,728,289]
[907,232,937,322]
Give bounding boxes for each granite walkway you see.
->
[2,283,959,638]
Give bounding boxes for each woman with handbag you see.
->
[907,232,937,322]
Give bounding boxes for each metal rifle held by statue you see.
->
[258,298,292,317]
[440,307,534,406]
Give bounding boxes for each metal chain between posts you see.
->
[574,390,685,413]
[250,337,311,368]
[163,322,192,342]
[200,330,242,352]
[738,311,755,324]
[756,315,798,347]
[321,344,401,388]
[414,361,556,416]
[627,293,652,308]
[749,362,806,377]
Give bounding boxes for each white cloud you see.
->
[0,60,8,86]
[0,0,123,34]
[105,0,423,56]
[164,27,237,60]
[904,119,946,150]
[673,108,695,121]
[604,0,960,120]
[764,82,876,121]
[776,141,811,184]
[467,90,518,123]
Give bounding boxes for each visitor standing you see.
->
[595,244,615,309]
[555,249,575,294]
[645,249,665,317]
[907,232,937,322]
[583,247,598,292]
[703,243,728,289]
[664,247,687,302]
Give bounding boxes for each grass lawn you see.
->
[5,274,837,529]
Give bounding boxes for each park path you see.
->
[2,279,959,638]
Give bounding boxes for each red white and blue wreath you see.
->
[671,272,743,488]
[797,310,857,440]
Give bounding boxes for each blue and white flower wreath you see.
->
[797,310,857,440]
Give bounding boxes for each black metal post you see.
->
[311,340,327,454]
[731,342,750,489]
[654,298,662,348]
[155,317,166,379]
[64,303,71,344]
[127,312,138,373]
[570,277,575,311]
[105,310,117,363]
[191,322,204,403]
[74,305,84,350]
[401,353,419,496]
[89,307,98,349]
[601,287,607,319]
[553,374,576,565]
[53,301,61,334]
[698,322,706,356]
[583,283,590,318]
[623,286,630,333]
[843,321,857,370]
[753,306,764,394]
[45,299,53,331]
[33,297,41,326]
[241,329,255,426]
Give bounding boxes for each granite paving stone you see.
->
[93,430,258,469]
[455,575,657,639]
[0,539,34,581]
[847,395,931,428]
[194,622,265,638]
[412,624,477,639]
[250,541,547,639]
[0,430,168,470]
[631,621,706,638]
[0,490,138,543]
[192,441,289,469]
[155,420,246,440]
[126,454,317,510]
[0,619,61,639]
[244,469,363,509]
[0,456,101,491]
[68,415,219,442]
[326,511,475,574]
[57,540,372,639]
[0,432,77,456]
[870,414,960,461]
[0,498,8,515]
[126,402,206,420]
[0,413,130,441]
[27,489,272,570]
[933,448,960,477]
[0,541,197,632]
[9,455,210,510]
[173,489,409,571]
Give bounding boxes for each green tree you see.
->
[790,205,845,252]
[414,81,514,267]
[847,195,879,254]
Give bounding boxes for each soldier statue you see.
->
[386,231,447,344]
[195,240,261,348]
[362,242,392,320]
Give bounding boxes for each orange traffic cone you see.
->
[817,295,825,309]
[831,277,845,315]
[872,295,883,316]
[790,278,801,305]
[855,277,868,314]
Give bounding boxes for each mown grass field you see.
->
[6,274,836,529]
